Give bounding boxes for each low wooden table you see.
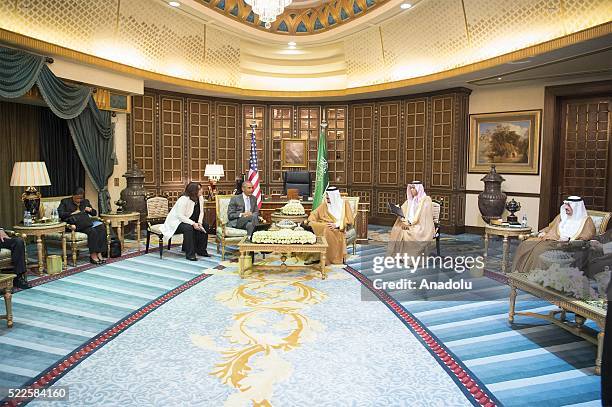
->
[484,224,532,273]
[270,212,308,224]
[100,212,141,254]
[238,236,328,279]
[14,222,67,275]
[508,272,606,375]
[0,274,15,328]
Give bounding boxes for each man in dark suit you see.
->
[58,187,108,265]
[0,228,30,289]
[227,181,259,237]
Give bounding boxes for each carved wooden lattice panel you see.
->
[559,98,611,210]
[216,103,239,183]
[271,106,293,183]
[161,97,183,184]
[243,105,265,183]
[351,104,374,184]
[189,100,210,182]
[377,190,399,216]
[325,106,347,184]
[132,95,155,184]
[405,99,426,183]
[431,96,453,188]
[299,107,320,173]
[378,102,400,185]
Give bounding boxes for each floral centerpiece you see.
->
[252,229,316,245]
[280,200,305,216]
[526,265,609,309]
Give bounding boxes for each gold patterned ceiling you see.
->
[194,0,390,35]
[0,0,610,94]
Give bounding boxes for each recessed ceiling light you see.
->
[168,1,180,7]
[497,77,503,80]
[400,3,412,9]
[288,41,296,46]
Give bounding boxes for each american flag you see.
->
[248,126,262,208]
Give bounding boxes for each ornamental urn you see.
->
[119,161,148,224]
[478,165,507,224]
[505,198,521,223]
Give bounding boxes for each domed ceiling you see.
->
[0,0,610,97]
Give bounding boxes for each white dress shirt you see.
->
[242,193,251,213]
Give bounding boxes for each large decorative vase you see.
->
[119,161,148,229]
[478,165,507,224]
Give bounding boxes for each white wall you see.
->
[466,83,544,230]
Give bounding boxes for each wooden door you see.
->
[555,97,612,211]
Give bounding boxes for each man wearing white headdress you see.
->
[511,196,596,273]
[387,181,436,257]
[306,186,353,265]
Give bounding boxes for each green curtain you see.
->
[67,99,114,213]
[0,101,41,227]
[0,45,114,213]
[0,47,45,98]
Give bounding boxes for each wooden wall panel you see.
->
[188,100,210,183]
[128,88,470,232]
[131,95,155,185]
[351,104,374,184]
[215,102,239,186]
[378,102,400,185]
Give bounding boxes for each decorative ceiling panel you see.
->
[194,0,390,35]
[202,26,241,87]
[344,26,386,87]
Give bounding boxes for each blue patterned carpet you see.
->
[0,227,604,406]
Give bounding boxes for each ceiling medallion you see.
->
[245,0,293,28]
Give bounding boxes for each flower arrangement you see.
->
[526,264,609,307]
[252,229,316,245]
[281,200,305,216]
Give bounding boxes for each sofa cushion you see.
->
[46,232,88,241]
[149,224,164,234]
[224,227,248,238]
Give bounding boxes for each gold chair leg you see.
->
[4,288,13,328]
[222,242,225,261]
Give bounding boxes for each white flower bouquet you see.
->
[280,200,305,216]
[252,229,316,245]
[526,264,605,303]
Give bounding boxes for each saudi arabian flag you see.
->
[312,124,329,209]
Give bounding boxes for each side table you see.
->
[13,222,68,275]
[484,224,532,273]
[100,212,141,254]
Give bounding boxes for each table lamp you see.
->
[204,163,224,199]
[10,161,51,219]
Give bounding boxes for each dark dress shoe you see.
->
[197,251,211,257]
[186,255,197,261]
[14,275,31,290]
[90,258,101,265]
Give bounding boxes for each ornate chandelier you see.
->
[245,0,293,28]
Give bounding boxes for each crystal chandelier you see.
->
[245,0,293,28]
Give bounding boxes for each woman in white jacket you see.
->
[160,182,209,260]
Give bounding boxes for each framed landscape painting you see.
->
[281,139,307,168]
[469,110,541,174]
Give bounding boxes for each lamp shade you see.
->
[10,161,51,187]
[204,164,224,178]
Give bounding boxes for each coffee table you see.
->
[237,236,328,279]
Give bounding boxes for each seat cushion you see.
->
[0,248,10,260]
[149,224,164,234]
[224,227,248,238]
[345,227,357,243]
[46,232,88,241]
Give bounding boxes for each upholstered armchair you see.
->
[144,195,170,259]
[0,230,26,272]
[519,209,611,241]
[343,196,359,254]
[432,199,442,256]
[215,195,249,260]
[41,196,111,266]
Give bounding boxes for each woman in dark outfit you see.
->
[160,182,209,260]
[58,187,108,264]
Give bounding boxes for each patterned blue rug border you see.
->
[1,271,213,406]
[345,265,500,407]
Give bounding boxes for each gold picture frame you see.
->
[469,110,541,174]
[281,139,307,168]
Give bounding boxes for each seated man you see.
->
[387,181,435,257]
[306,186,353,265]
[0,228,30,289]
[512,196,596,273]
[227,181,259,237]
[58,187,108,265]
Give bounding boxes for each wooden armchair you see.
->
[0,230,27,272]
[432,199,442,256]
[144,195,170,259]
[41,196,111,266]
